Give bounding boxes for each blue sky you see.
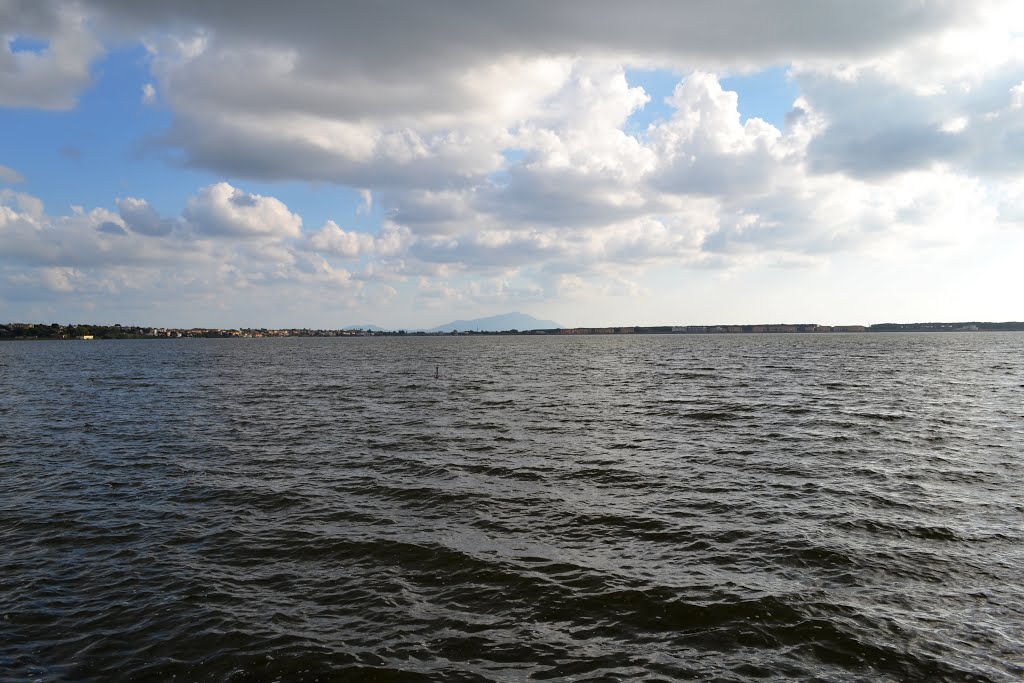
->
[2,1,1022,328]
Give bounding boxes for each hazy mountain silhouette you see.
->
[427,312,562,332]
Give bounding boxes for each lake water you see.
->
[1,333,1022,681]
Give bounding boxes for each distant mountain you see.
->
[427,312,562,333]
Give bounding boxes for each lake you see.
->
[1,333,1022,681]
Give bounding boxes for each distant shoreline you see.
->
[3,321,1023,340]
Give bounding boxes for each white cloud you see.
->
[117,197,175,236]
[647,71,788,197]
[0,185,370,324]
[38,266,78,292]
[0,3,104,109]
[356,189,372,215]
[72,0,1003,193]
[374,221,414,257]
[789,2,1024,179]
[1011,81,1024,109]
[183,183,302,239]
[4,1,1024,325]
[1,189,44,220]
[996,179,1024,225]
[306,220,375,259]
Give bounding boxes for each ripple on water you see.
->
[1,332,1023,681]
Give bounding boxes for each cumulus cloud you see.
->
[97,221,126,235]
[117,197,175,236]
[789,4,1024,179]
[183,182,302,239]
[52,0,993,191]
[0,185,369,323]
[647,72,789,197]
[305,221,375,259]
[24,1,1018,232]
[4,0,1024,324]
[0,1,104,109]
[2,189,44,220]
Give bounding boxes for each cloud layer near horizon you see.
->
[2,1,1023,325]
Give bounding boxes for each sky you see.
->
[2,1,1023,329]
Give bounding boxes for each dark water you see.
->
[2,333,1022,682]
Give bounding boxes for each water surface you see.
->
[1,333,1022,681]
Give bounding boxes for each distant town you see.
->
[3,321,1023,340]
